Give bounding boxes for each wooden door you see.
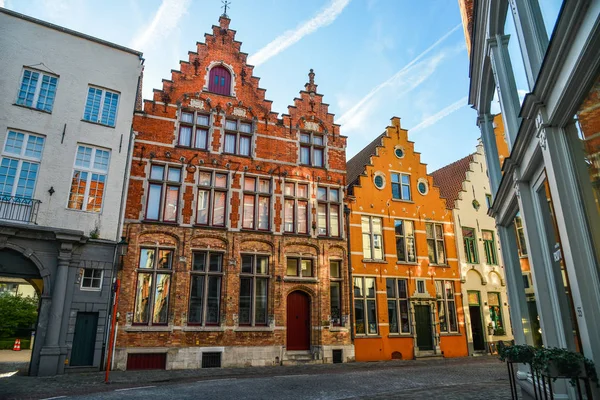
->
[469,305,486,351]
[415,305,433,350]
[287,291,310,350]
[208,66,231,96]
[70,312,98,366]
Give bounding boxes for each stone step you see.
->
[281,351,323,365]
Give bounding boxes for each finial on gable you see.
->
[305,69,317,93]
[221,0,231,18]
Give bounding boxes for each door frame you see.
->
[467,290,486,353]
[286,290,311,351]
[410,299,441,357]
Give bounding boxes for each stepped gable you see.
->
[346,133,385,193]
[431,153,474,209]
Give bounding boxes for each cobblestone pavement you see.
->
[0,356,513,400]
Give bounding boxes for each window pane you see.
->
[37,75,57,111]
[298,200,308,234]
[209,253,222,272]
[284,183,294,196]
[396,235,406,262]
[438,300,447,332]
[259,197,271,230]
[134,273,152,323]
[317,203,327,235]
[75,146,92,168]
[195,129,208,149]
[163,186,179,221]
[146,184,162,220]
[86,173,105,212]
[367,300,377,334]
[84,87,102,122]
[0,158,18,196]
[206,276,221,324]
[436,240,446,264]
[225,120,237,130]
[329,188,339,202]
[354,300,365,334]
[243,194,254,229]
[353,277,363,297]
[435,224,443,239]
[400,301,410,333]
[4,131,24,155]
[152,274,170,324]
[241,255,253,273]
[284,199,294,232]
[300,133,310,143]
[300,146,310,164]
[239,278,252,325]
[168,168,181,182]
[139,249,155,269]
[188,275,204,324]
[25,135,45,160]
[287,258,298,276]
[365,278,376,298]
[297,184,308,198]
[197,189,209,224]
[212,191,226,226]
[158,250,172,269]
[314,148,324,167]
[215,173,227,188]
[426,223,433,238]
[150,165,164,180]
[256,256,268,274]
[386,278,396,298]
[255,278,268,325]
[179,126,192,146]
[68,170,87,210]
[313,135,323,146]
[244,177,256,191]
[448,301,457,332]
[239,135,251,156]
[330,282,341,326]
[330,204,339,237]
[330,260,340,278]
[15,161,38,198]
[402,184,411,200]
[100,92,119,126]
[224,133,236,153]
[301,259,313,277]
[240,122,252,133]
[199,171,211,186]
[398,280,407,299]
[258,179,270,193]
[391,183,401,199]
[197,114,209,126]
[362,232,372,259]
[388,300,399,333]
[317,187,327,201]
[17,70,39,107]
[192,252,205,271]
[427,239,436,263]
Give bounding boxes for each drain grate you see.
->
[202,352,222,368]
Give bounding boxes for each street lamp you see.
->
[117,236,128,270]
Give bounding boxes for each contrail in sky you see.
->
[131,0,191,50]
[411,96,468,132]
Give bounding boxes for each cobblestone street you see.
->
[0,356,513,400]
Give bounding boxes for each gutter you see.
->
[344,204,355,342]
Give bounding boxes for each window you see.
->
[482,230,498,265]
[317,186,341,237]
[462,227,478,264]
[208,65,231,96]
[178,111,210,149]
[223,119,252,156]
[133,248,173,325]
[522,273,531,289]
[354,276,377,335]
[239,254,269,326]
[435,280,458,333]
[83,86,119,127]
[242,176,271,230]
[416,280,426,294]
[417,179,428,195]
[283,182,309,234]
[426,223,446,265]
[391,173,411,200]
[485,194,493,209]
[395,220,416,262]
[0,130,44,199]
[81,269,103,290]
[330,260,343,326]
[373,172,385,189]
[188,251,223,325]
[145,164,181,222]
[68,145,110,212]
[394,146,404,159]
[299,132,325,167]
[197,171,228,226]
[16,69,58,112]
[361,216,383,260]
[488,292,504,335]
[387,278,410,334]
[515,216,528,256]
[286,257,313,278]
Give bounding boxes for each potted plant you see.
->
[498,343,535,364]
[532,347,598,387]
[494,327,506,336]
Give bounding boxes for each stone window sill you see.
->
[328,327,348,332]
[234,326,274,332]
[283,277,318,283]
[355,335,382,339]
[388,334,412,338]
[13,103,52,114]
[439,332,462,337]
[123,325,173,332]
[81,118,116,129]
[362,259,386,263]
[181,326,225,332]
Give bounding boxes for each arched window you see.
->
[208,65,231,96]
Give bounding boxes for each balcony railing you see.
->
[0,195,41,224]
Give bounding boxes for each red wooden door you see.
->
[208,66,231,95]
[287,291,310,350]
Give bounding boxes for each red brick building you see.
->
[114,15,353,370]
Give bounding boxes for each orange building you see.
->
[346,117,468,361]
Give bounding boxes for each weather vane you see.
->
[221,0,231,17]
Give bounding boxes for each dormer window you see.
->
[208,65,231,96]
[299,132,324,167]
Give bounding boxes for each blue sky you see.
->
[3,0,492,171]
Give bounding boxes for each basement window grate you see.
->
[202,352,222,368]
[332,349,343,364]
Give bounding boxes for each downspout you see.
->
[344,204,355,342]
[102,65,142,370]
[451,208,471,355]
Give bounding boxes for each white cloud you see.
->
[131,0,191,50]
[248,0,350,67]
[0,0,5,8]
[337,23,462,131]
[411,96,468,133]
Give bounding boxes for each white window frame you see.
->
[15,68,59,112]
[82,85,120,127]
[80,268,103,291]
[67,145,111,213]
[361,216,384,260]
[0,130,45,199]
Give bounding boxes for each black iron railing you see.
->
[0,195,41,224]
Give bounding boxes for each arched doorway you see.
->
[208,65,231,96]
[0,248,44,375]
[286,291,310,350]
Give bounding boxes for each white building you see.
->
[432,142,513,355]
[0,8,142,375]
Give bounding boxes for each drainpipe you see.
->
[344,204,355,342]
